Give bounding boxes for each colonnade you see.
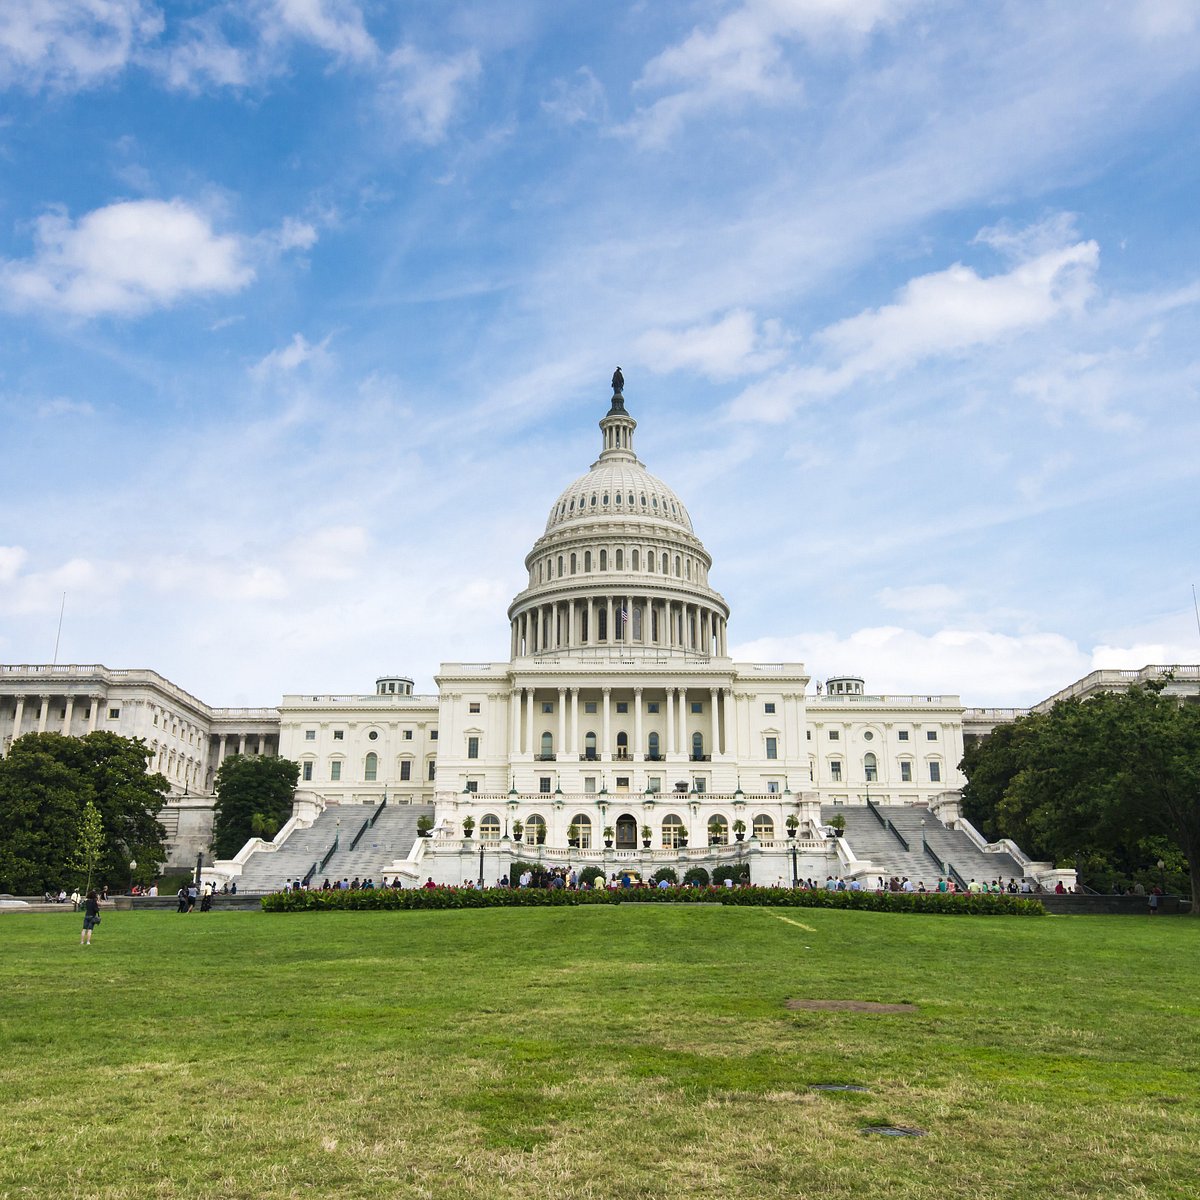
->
[511,594,729,658]
[509,684,731,760]
[4,692,102,744]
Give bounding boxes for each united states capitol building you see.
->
[3,375,1196,890]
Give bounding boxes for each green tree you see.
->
[71,800,106,893]
[212,755,300,859]
[0,731,168,893]
[961,683,1200,912]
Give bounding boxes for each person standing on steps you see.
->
[80,891,101,945]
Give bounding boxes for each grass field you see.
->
[1,906,1196,1200]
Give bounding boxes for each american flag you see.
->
[619,607,628,625]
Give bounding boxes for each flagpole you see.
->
[52,592,66,666]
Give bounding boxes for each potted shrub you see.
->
[567,821,579,847]
[511,819,524,843]
[641,823,653,849]
[461,815,475,839]
[786,814,799,839]
[829,812,846,838]
[677,830,688,848]
[536,822,547,845]
[416,815,433,838]
[732,818,747,842]
[603,825,615,848]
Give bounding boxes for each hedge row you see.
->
[261,885,1045,916]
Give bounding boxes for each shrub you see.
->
[651,866,678,885]
[683,867,710,887]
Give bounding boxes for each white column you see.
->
[557,688,566,757]
[87,697,99,733]
[511,687,522,754]
[678,687,688,757]
[602,687,612,758]
[586,597,594,646]
[570,688,579,756]
[525,688,535,755]
[12,696,24,742]
[37,695,50,733]
[710,688,721,757]
[722,689,733,760]
[665,688,675,755]
[634,687,643,758]
[238,734,247,755]
[62,695,75,735]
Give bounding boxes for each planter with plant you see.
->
[603,825,615,848]
[567,821,579,847]
[786,814,799,838]
[641,823,653,848]
[732,818,747,842]
[416,815,433,838]
[461,816,475,839]
[829,812,846,838]
[511,819,523,843]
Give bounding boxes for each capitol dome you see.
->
[507,373,730,661]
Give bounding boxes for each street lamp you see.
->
[790,838,798,889]
[920,819,926,853]
[129,859,137,894]
[1158,859,1166,894]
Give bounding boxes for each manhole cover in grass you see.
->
[860,1125,926,1137]
[810,1084,870,1092]
[787,999,917,1013]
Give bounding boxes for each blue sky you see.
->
[2,0,1198,707]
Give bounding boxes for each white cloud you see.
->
[36,397,96,418]
[730,219,1100,422]
[282,524,369,582]
[542,66,607,125]
[624,0,917,145]
[275,216,319,251]
[251,332,332,377]
[269,0,376,63]
[383,44,481,144]
[0,0,163,91]
[876,584,967,617]
[636,309,789,380]
[0,546,28,584]
[1,198,254,318]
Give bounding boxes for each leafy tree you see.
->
[0,732,168,893]
[212,755,300,859]
[961,683,1199,912]
[71,800,106,893]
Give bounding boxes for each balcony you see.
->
[690,754,711,762]
[645,753,665,762]
[614,750,632,761]
[535,753,557,762]
[579,751,599,761]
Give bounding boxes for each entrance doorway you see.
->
[615,814,638,849]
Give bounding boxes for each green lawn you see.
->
[1,906,1196,1200]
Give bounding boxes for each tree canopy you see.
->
[961,682,1199,910]
[211,755,300,859]
[0,732,169,893]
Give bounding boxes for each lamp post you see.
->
[479,839,485,889]
[790,837,798,889]
[920,818,926,853]
[1157,858,1166,894]
[128,859,137,894]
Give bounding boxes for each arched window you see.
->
[632,606,642,639]
[675,555,682,576]
[584,731,598,760]
[364,752,378,782]
[557,555,564,577]
[584,550,591,572]
[600,549,608,570]
[570,813,592,848]
[686,559,691,579]
[616,731,629,759]
[662,552,669,573]
[540,731,554,760]
[570,553,576,574]
[598,608,607,640]
[632,548,640,571]
[707,814,728,845]
[691,732,704,760]
[525,814,546,845]
[648,732,661,760]
[864,752,878,782]
[648,552,655,573]
[480,814,501,841]
[753,813,775,838]
[616,548,624,570]
[662,814,686,848]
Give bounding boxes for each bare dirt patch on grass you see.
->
[786,999,918,1013]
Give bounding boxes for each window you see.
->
[647,702,659,714]
[830,760,842,782]
[707,815,728,845]
[829,729,840,740]
[539,731,553,759]
[542,701,554,714]
[767,781,780,794]
[691,701,703,714]
[616,702,628,714]
[648,777,661,793]
[465,780,478,793]
[616,776,630,790]
[900,761,912,782]
[863,731,874,741]
[691,732,704,759]
[807,730,812,740]
[764,703,776,714]
[468,736,480,759]
[333,730,344,741]
[368,730,379,741]
[585,701,597,714]
[753,813,774,838]
[302,761,313,781]
[330,761,341,781]
[632,549,640,570]
[570,814,592,847]
[400,760,412,781]
[539,777,552,794]
[662,815,685,848]
[927,730,938,741]
[766,737,778,760]
[108,707,120,719]
[305,729,316,741]
[365,752,378,782]
[864,752,877,783]
[616,549,624,570]
[428,760,436,780]
[585,551,592,571]
[404,730,413,740]
[469,702,480,714]
[693,778,707,793]
[929,761,942,783]
[584,777,596,793]
[600,549,607,570]
[647,732,661,760]
[583,731,597,760]
[430,730,438,741]
[898,730,909,742]
[480,815,501,841]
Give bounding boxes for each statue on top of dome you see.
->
[611,367,624,396]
